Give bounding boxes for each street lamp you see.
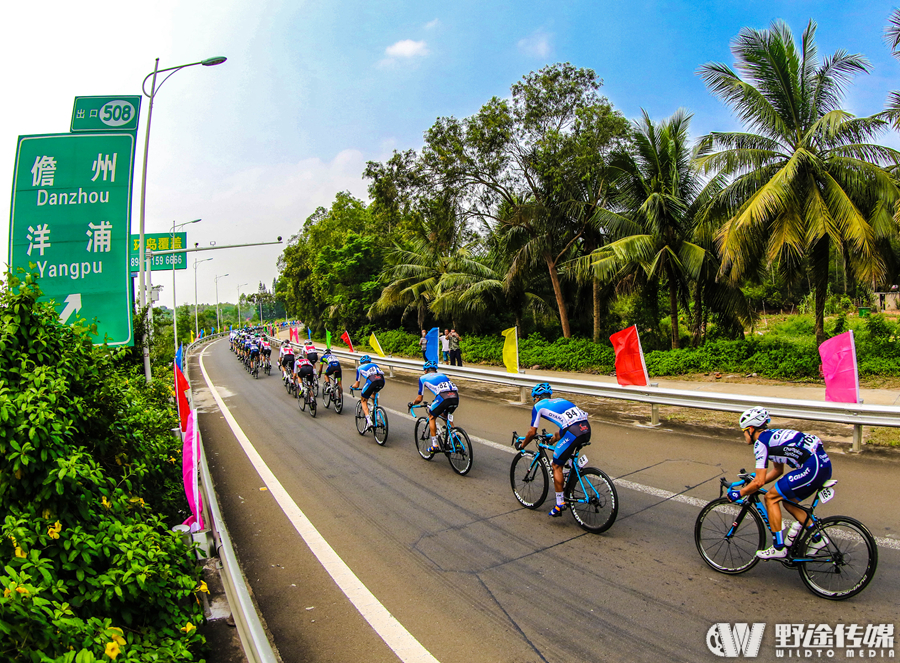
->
[237,283,248,327]
[214,273,229,331]
[138,55,226,383]
[172,218,201,355]
[194,257,213,336]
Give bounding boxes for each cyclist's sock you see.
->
[773,528,785,549]
[555,492,565,507]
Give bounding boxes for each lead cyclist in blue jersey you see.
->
[515,383,591,517]
[729,407,833,559]
[409,361,459,454]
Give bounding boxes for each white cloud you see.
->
[424,19,440,30]
[378,39,429,67]
[518,29,553,58]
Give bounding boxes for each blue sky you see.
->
[2,0,898,310]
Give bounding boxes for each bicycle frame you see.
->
[530,433,593,497]
[409,402,464,453]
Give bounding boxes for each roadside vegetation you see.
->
[0,274,206,662]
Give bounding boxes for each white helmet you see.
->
[739,407,770,430]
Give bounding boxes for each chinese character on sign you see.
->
[30,156,57,187]
[76,109,85,119]
[146,238,157,251]
[158,237,170,251]
[862,624,894,649]
[775,624,804,648]
[85,221,113,253]
[89,109,98,118]
[803,624,834,648]
[91,153,117,182]
[132,238,141,252]
[26,224,51,257]
[173,236,183,249]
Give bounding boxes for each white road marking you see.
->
[381,404,900,551]
[199,351,440,663]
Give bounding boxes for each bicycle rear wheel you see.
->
[446,427,473,475]
[510,451,548,509]
[299,389,306,411]
[333,388,343,414]
[308,393,317,418]
[355,401,366,435]
[694,498,765,574]
[414,417,434,460]
[567,467,618,533]
[373,407,389,446]
[798,516,878,600]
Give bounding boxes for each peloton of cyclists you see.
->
[408,361,459,455]
[351,355,385,432]
[729,407,833,559]
[515,383,591,518]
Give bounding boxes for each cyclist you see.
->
[351,355,385,431]
[248,336,260,373]
[514,383,590,517]
[279,342,295,384]
[242,335,253,365]
[260,336,272,371]
[409,361,459,454]
[294,353,315,398]
[729,407,833,559]
[319,347,343,394]
[303,339,318,369]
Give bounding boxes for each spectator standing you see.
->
[419,329,428,361]
[441,330,451,364]
[448,329,462,366]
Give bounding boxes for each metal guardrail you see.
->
[183,332,279,663]
[275,338,900,452]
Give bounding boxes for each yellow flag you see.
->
[190,330,195,344]
[501,327,518,373]
[369,333,386,357]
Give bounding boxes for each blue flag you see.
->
[307,326,312,340]
[425,327,440,363]
[212,327,216,334]
[175,344,183,371]
[199,329,204,339]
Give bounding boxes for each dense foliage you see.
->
[0,274,206,662]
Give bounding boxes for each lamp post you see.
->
[237,283,248,327]
[194,257,213,336]
[138,55,226,382]
[171,218,201,355]
[214,273,229,331]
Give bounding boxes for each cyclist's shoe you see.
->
[428,441,442,454]
[756,545,789,560]
[806,534,830,554]
[548,504,568,518]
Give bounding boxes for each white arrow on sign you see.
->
[58,293,82,324]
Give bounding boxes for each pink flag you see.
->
[182,410,205,533]
[609,325,649,387]
[819,331,859,403]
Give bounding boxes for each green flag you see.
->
[326,330,332,348]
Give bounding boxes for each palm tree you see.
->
[885,9,900,128]
[585,109,707,349]
[696,20,900,345]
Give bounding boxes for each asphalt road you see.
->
[193,339,899,663]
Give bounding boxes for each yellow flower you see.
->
[14,546,25,558]
[108,627,126,646]
[128,497,146,508]
[167,456,177,464]
[180,622,196,634]
[15,586,28,595]
[101,496,111,509]
[42,509,51,520]
[195,581,209,594]
[104,640,120,659]
[47,521,63,539]
[3,588,10,598]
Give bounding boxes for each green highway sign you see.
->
[129,232,188,272]
[70,96,142,134]
[9,133,136,346]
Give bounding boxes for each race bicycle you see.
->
[321,377,343,414]
[298,375,317,417]
[509,431,618,533]
[409,402,473,476]
[694,470,878,600]
[350,387,388,445]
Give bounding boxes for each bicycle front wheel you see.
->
[373,407,389,446]
[414,417,434,460]
[446,427,473,476]
[695,498,765,574]
[568,467,618,534]
[355,401,366,435]
[798,516,878,600]
[510,451,548,509]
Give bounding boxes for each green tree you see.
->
[696,20,900,344]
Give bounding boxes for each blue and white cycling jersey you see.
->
[323,352,341,367]
[754,429,827,470]
[418,373,457,398]
[531,398,588,430]
[356,362,384,384]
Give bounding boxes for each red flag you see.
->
[609,325,649,387]
[174,363,191,433]
[340,330,354,353]
[819,331,859,403]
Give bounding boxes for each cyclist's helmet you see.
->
[739,407,770,430]
[531,383,553,401]
[359,355,371,365]
[423,360,438,372]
